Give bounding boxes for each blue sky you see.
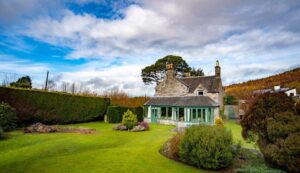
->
[0,0,300,95]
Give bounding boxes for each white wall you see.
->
[285,89,297,97]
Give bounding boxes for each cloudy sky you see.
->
[0,0,300,95]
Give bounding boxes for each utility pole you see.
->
[44,71,49,91]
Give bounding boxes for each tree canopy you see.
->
[10,76,32,88]
[190,67,204,77]
[141,55,204,85]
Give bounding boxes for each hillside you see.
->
[225,67,300,99]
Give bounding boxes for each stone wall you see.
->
[155,75,188,96]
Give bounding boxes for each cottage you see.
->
[144,61,224,127]
[253,86,297,97]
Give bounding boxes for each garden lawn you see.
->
[224,120,256,149]
[0,123,203,173]
[0,121,253,173]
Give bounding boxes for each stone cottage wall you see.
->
[155,77,188,96]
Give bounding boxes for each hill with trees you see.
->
[225,67,300,99]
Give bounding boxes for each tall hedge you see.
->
[107,106,143,123]
[0,87,110,124]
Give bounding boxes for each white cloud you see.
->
[57,62,155,96]
[19,1,300,61]
[1,0,300,95]
[0,54,50,88]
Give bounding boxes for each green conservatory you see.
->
[144,96,219,127]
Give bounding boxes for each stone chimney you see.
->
[184,72,191,77]
[215,60,222,90]
[215,60,221,78]
[166,61,174,79]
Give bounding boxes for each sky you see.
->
[0,0,300,96]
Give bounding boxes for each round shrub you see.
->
[214,117,224,126]
[122,110,137,129]
[179,125,236,170]
[107,106,144,123]
[0,102,17,131]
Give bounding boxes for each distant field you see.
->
[0,122,253,173]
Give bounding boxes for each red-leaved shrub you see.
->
[138,121,149,130]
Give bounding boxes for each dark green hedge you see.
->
[0,87,110,124]
[107,106,143,123]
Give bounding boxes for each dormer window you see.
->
[198,91,204,96]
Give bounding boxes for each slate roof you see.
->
[253,89,273,94]
[144,96,219,107]
[179,76,219,93]
[253,88,295,94]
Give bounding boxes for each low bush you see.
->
[107,106,143,123]
[0,102,17,131]
[122,110,137,129]
[0,87,110,125]
[179,125,236,170]
[160,132,184,160]
[214,117,224,126]
[138,121,149,130]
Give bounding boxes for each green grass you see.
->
[224,120,256,149]
[0,121,254,173]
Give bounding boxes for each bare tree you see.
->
[71,82,76,94]
[47,80,56,91]
[61,82,69,93]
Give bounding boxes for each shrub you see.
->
[179,125,236,170]
[0,102,17,131]
[0,126,4,139]
[107,106,143,123]
[214,117,224,126]
[138,121,149,130]
[0,87,110,125]
[224,95,237,105]
[122,110,137,129]
[160,132,184,160]
[241,93,300,172]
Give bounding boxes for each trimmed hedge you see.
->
[107,106,143,123]
[0,87,110,124]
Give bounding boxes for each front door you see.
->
[151,109,158,123]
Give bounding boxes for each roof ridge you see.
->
[180,75,215,79]
[152,95,210,98]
